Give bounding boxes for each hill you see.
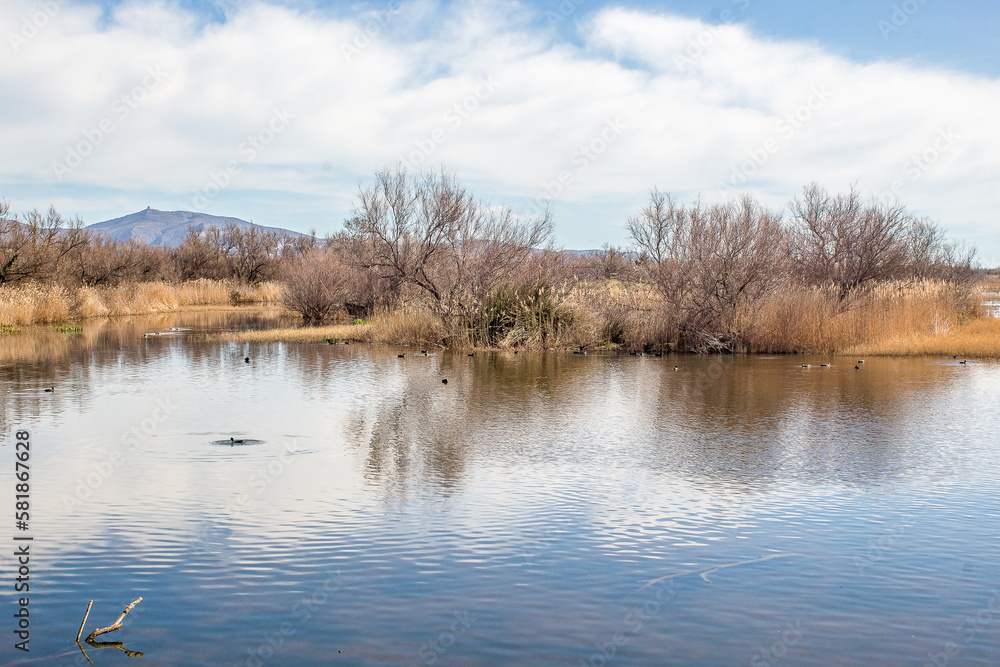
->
[86,208,306,247]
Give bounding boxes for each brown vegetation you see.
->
[0,280,280,326]
[2,173,995,357]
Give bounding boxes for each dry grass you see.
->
[740,280,988,355]
[845,317,1000,358]
[979,275,1000,294]
[207,309,449,346]
[0,280,282,326]
[6,276,995,358]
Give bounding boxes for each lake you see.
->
[2,310,999,666]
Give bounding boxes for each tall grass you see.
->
[209,309,448,346]
[0,280,282,326]
[738,280,983,354]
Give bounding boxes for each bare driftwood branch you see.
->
[85,597,143,643]
[77,600,93,643]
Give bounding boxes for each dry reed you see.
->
[0,280,282,326]
[207,309,448,346]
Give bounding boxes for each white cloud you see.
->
[0,0,997,255]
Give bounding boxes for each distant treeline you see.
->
[0,168,984,352]
[0,199,314,287]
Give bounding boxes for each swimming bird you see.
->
[230,437,245,444]
[398,354,405,358]
[959,360,968,365]
[44,386,54,392]
[244,356,250,363]
[802,364,810,368]
[857,360,865,364]
[820,363,830,367]
[673,366,679,371]
[442,379,448,384]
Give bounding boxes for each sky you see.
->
[1,0,998,262]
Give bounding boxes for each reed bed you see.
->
[212,279,999,357]
[740,280,984,354]
[0,280,282,326]
[207,309,448,346]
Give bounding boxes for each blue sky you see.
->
[2,0,998,261]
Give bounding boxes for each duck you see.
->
[857,360,865,364]
[673,366,679,371]
[959,360,968,365]
[441,379,448,384]
[44,386,54,392]
[421,350,428,355]
[468,353,475,357]
[244,356,250,363]
[820,363,831,367]
[230,437,245,444]
[855,365,861,370]
[397,354,405,358]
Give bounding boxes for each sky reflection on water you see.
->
[1,311,999,665]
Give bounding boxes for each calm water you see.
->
[2,311,1000,666]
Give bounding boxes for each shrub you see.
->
[282,248,374,321]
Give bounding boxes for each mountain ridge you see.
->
[86,208,306,247]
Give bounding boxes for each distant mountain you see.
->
[86,208,306,247]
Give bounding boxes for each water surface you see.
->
[2,311,999,665]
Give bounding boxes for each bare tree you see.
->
[627,190,786,351]
[0,205,88,284]
[172,227,229,280]
[221,223,286,284]
[905,217,977,282]
[65,236,163,286]
[789,184,911,299]
[343,167,553,324]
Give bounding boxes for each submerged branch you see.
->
[84,597,143,642]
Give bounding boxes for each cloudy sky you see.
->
[2,0,998,260]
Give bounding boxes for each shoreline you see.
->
[3,280,999,358]
[206,311,1000,359]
